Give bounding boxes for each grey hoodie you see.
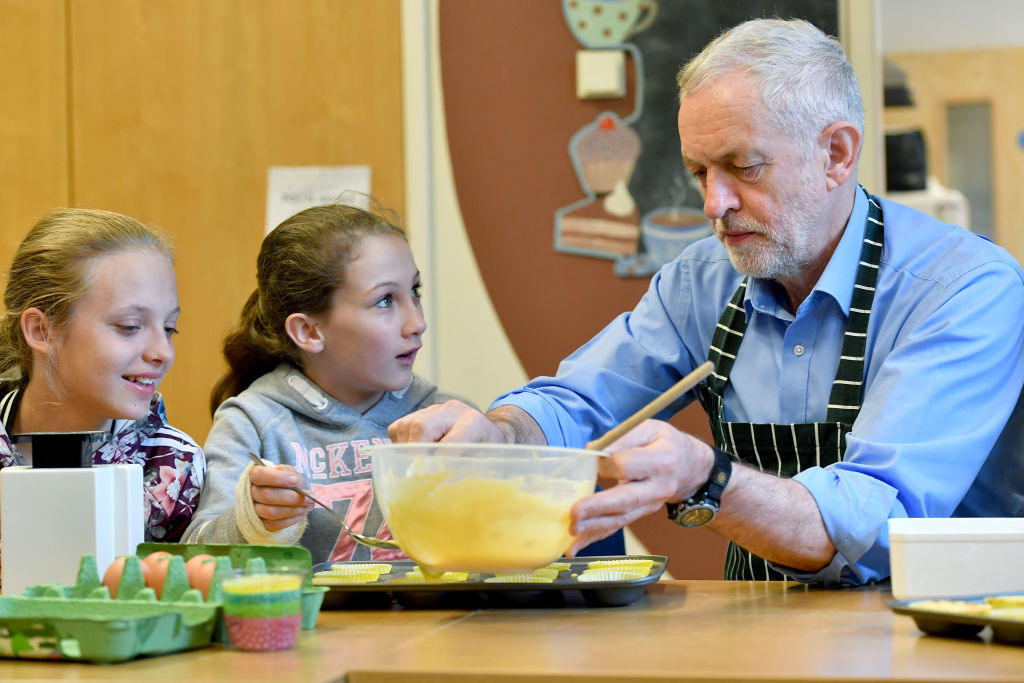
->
[182,363,468,564]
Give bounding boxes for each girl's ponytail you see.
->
[209,290,279,415]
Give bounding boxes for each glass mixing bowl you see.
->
[369,443,598,574]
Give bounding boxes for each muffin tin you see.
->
[315,555,667,609]
[889,591,1024,646]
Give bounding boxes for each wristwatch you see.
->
[667,448,733,528]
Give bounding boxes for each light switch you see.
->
[576,49,626,100]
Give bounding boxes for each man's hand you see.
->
[388,400,508,443]
[568,419,714,555]
[389,401,546,445]
[569,419,835,571]
[249,464,314,531]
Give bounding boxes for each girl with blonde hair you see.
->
[0,208,205,541]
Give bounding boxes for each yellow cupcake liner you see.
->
[585,559,654,572]
[907,600,992,616]
[393,570,469,584]
[313,572,382,585]
[544,562,572,572]
[483,574,556,584]
[577,568,649,582]
[989,607,1024,622]
[582,565,650,579]
[329,563,393,575]
[313,562,395,585]
[985,595,1024,608]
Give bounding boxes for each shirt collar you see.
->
[745,187,868,319]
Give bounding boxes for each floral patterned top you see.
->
[0,382,206,542]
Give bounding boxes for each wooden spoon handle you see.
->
[588,360,714,452]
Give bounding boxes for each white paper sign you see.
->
[265,165,372,233]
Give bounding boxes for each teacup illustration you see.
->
[641,206,713,266]
[563,0,658,48]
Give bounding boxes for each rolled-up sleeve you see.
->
[779,260,1024,585]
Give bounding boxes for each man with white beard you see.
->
[390,18,1024,586]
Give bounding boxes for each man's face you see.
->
[678,73,830,281]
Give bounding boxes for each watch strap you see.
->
[704,447,732,505]
[666,447,733,527]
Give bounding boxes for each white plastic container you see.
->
[888,517,1024,599]
[0,464,144,595]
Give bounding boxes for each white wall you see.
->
[400,0,527,410]
[881,0,1024,52]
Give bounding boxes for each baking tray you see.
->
[314,555,667,609]
[889,591,1024,645]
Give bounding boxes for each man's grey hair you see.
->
[677,18,864,148]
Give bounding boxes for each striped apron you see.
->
[696,190,884,580]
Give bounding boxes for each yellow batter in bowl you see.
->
[370,443,598,574]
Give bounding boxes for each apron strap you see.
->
[706,279,748,397]
[705,186,884,424]
[824,190,884,423]
[697,187,886,581]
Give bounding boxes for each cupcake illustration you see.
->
[556,112,643,259]
[571,113,641,195]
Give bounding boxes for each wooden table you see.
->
[1,580,1022,682]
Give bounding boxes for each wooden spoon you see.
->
[587,360,714,452]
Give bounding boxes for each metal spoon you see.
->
[247,452,400,551]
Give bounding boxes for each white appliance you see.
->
[0,464,144,595]
[884,176,970,230]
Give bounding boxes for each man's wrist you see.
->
[679,444,719,502]
[486,405,546,445]
[667,448,734,528]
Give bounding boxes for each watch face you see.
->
[680,505,715,527]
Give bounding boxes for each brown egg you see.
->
[143,551,174,599]
[185,553,217,599]
[142,550,173,571]
[102,555,151,598]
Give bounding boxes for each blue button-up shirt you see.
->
[492,190,1024,585]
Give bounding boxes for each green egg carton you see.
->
[136,542,326,630]
[0,544,327,662]
[0,555,217,663]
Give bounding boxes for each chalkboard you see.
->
[628,1,839,214]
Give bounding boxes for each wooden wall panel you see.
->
[66,0,404,441]
[0,0,68,260]
[885,48,1024,262]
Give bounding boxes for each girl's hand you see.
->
[249,464,315,531]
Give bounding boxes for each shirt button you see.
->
[793,345,805,356]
